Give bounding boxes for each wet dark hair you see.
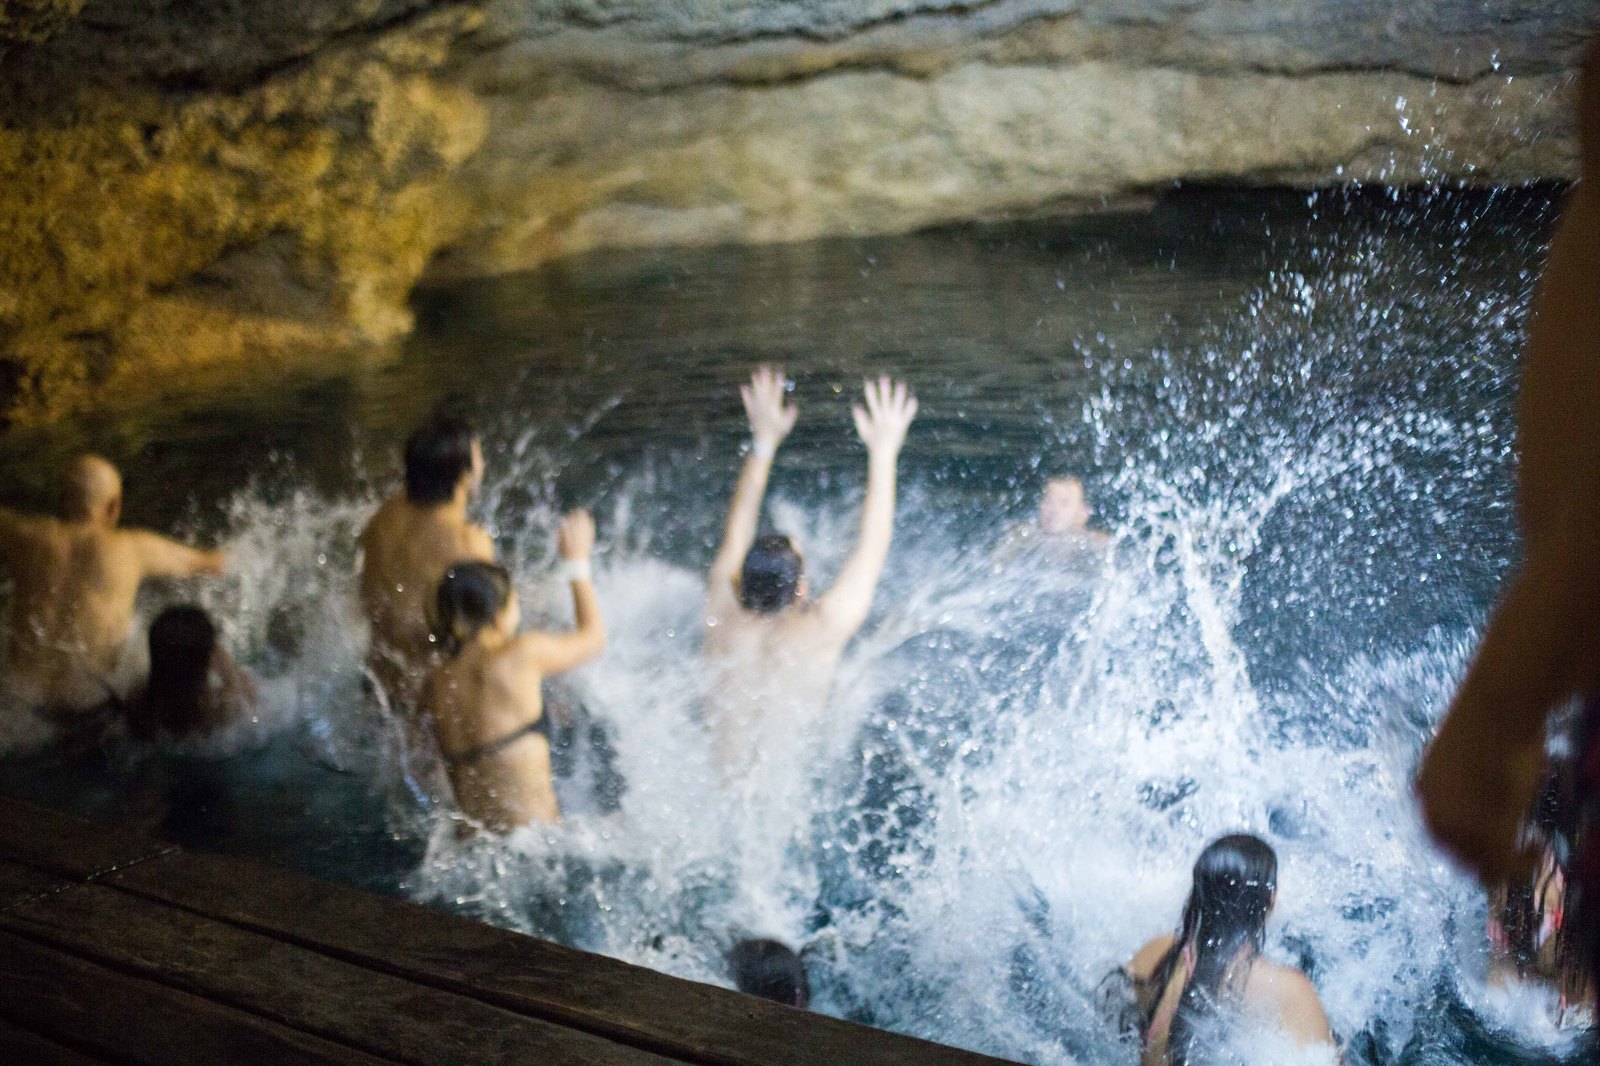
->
[738,534,802,614]
[404,414,477,506]
[1495,762,1589,1001]
[1146,833,1277,1066]
[436,561,513,656]
[728,939,810,1009]
[142,606,217,739]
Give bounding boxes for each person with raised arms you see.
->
[704,367,917,781]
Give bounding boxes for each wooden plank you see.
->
[109,850,1018,1066]
[0,929,393,1066]
[0,796,170,880]
[0,879,683,1066]
[0,1016,111,1066]
[0,856,73,911]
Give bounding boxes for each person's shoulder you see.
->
[1127,934,1177,980]
[1245,959,1322,1013]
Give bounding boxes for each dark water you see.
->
[0,185,1580,1064]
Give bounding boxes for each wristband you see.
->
[559,558,593,583]
[750,439,776,460]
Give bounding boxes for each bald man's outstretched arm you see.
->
[130,530,227,579]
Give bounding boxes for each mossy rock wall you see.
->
[0,0,1593,425]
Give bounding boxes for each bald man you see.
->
[0,456,227,717]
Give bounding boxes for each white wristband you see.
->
[560,558,593,583]
[750,439,776,460]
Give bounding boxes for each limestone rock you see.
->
[0,0,1593,424]
[0,5,486,425]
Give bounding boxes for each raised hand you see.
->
[557,509,595,561]
[741,367,798,451]
[852,375,918,458]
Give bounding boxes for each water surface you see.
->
[0,186,1578,1064]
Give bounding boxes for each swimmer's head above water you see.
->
[738,534,807,614]
[404,413,482,506]
[436,561,518,655]
[1039,476,1093,536]
[728,938,811,1008]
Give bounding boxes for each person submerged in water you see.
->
[1415,38,1600,992]
[359,411,496,710]
[0,455,227,721]
[125,606,257,742]
[994,475,1112,566]
[728,938,811,1009]
[1122,834,1336,1065]
[420,510,604,831]
[704,367,917,780]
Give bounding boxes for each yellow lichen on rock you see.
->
[0,8,486,426]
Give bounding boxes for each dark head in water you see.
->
[1150,833,1278,1065]
[728,938,810,1009]
[436,561,517,656]
[404,413,482,507]
[141,606,219,739]
[738,534,805,614]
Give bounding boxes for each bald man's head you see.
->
[62,455,122,525]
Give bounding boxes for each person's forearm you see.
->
[856,450,898,566]
[720,451,774,558]
[569,576,606,650]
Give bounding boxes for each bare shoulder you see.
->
[1246,960,1333,1045]
[1127,934,1176,981]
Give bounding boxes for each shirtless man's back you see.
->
[704,368,917,780]
[0,456,226,714]
[359,414,494,709]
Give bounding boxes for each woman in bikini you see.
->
[420,510,605,832]
[1123,834,1336,1065]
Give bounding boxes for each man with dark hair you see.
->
[359,413,495,709]
[0,455,227,720]
[705,367,917,779]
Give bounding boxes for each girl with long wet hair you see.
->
[1122,833,1335,1065]
[419,510,605,832]
[128,605,255,740]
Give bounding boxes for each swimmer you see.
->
[0,455,227,718]
[704,368,917,779]
[359,411,495,710]
[728,938,811,1008]
[1120,834,1335,1065]
[994,475,1111,565]
[419,510,604,831]
[1485,765,1594,1017]
[1416,41,1600,982]
[125,606,257,741]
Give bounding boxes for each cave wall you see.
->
[0,0,1592,424]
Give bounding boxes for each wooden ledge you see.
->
[0,796,1019,1066]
